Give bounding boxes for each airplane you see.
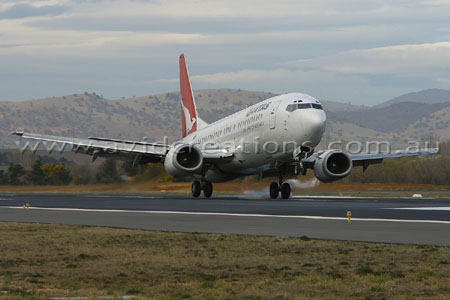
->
[13,54,439,199]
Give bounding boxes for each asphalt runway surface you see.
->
[0,193,449,246]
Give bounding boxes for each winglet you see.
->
[179,54,198,138]
[12,130,24,136]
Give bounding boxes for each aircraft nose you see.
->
[303,110,326,140]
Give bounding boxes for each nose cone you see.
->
[303,110,326,144]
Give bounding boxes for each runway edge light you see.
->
[347,211,352,223]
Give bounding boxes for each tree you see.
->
[27,157,46,185]
[0,170,8,185]
[346,156,450,185]
[0,152,8,166]
[41,163,72,185]
[122,159,146,177]
[96,158,122,184]
[133,163,171,182]
[70,164,95,185]
[8,163,26,185]
[439,141,450,157]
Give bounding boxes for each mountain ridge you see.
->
[1,88,449,149]
[375,88,450,108]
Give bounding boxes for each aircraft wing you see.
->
[13,131,235,165]
[13,131,169,164]
[349,148,439,171]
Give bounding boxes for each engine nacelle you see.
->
[314,150,352,183]
[164,144,203,177]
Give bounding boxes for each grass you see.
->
[0,223,449,299]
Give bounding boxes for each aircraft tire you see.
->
[269,182,280,199]
[203,181,213,198]
[192,181,201,197]
[280,182,291,199]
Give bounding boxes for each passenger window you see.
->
[298,103,311,109]
[286,104,297,112]
[312,103,323,110]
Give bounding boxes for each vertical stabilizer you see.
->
[179,54,198,138]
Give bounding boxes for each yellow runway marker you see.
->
[347,211,352,223]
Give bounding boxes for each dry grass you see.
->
[0,222,449,300]
[0,181,449,195]
[315,182,450,191]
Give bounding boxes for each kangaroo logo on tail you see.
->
[179,54,198,138]
[181,100,196,133]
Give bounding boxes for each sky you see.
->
[1,0,450,105]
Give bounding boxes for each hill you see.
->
[1,89,449,150]
[0,89,369,148]
[328,102,450,132]
[0,89,276,148]
[376,88,450,108]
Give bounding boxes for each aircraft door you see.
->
[269,101,281,129]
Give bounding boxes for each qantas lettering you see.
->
[246,102,270,117]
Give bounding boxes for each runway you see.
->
[1,193,449,246]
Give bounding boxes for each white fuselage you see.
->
[181,93,326,182]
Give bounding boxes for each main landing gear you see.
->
[269,181,291,199]
[192,180,213,198]
[269,170,291,199]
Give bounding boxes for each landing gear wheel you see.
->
[280,182,291,199]
[202,181,213,198]
[192,181,201,197]
[269,182,280,199]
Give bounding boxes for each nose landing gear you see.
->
[192,180,213,198]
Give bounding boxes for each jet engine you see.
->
[313,150,352,183]
[164,144,204,177]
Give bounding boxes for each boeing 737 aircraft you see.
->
[14,54,438,199]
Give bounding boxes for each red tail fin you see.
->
[179,54,198,138]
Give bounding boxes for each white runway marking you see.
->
[388,207,450,211]
[293,196,435,200]
[81,195,162,199]
[5,206,450,224]
[292,196,378,199]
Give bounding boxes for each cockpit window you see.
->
[286,104,297,112]
[287,102,321,111]
[298,103,311,109]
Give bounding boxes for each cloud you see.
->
[291,42,450,75]
[24,0,450,35]
[1,0,450,104]
[155,67,376,101]
[0,3,67,19]
[155,68,302,85]
[190,69,294,85]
